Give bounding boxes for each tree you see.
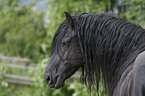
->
[120,0,145,26]
[0,0,46,62]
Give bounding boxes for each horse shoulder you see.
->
[132,51,145,96]
[113,65,133,96]
[113,51,145,96]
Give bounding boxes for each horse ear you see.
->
[73,11,78,16]
[64,12,75,27]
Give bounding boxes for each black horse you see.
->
[45,11,145,96]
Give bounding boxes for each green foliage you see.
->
[0,83,35,96]
[0,63,9,96]
[121,0,145,26]
[0,64,8,87]
[0,0,46,62]
[68,82,89,96]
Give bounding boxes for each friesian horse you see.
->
[45,11,145,96]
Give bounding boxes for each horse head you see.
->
[44,12,84,88]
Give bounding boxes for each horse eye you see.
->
[62,41,70,46]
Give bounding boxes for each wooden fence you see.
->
[0,54,80,86]
[0,54,36,85]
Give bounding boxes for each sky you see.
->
[20,0,34,4]
[19,0,49,22]
[20,0,45,4]
[20,0,48,12]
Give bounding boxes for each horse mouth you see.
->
[46,75,65,89]
[54,80,65,89]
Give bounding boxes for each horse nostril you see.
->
[45,74,59,86]
[45,75,50,83]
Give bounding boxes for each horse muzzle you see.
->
[45,74,65,88]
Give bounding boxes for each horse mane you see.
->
[77,12,145,95]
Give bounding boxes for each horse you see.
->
[44,11,145,96]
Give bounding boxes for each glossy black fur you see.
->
[45,12,145,96]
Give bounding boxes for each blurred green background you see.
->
[0,0,145,96]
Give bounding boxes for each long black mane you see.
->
[52,12,145,95]
[77,12,145,95]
